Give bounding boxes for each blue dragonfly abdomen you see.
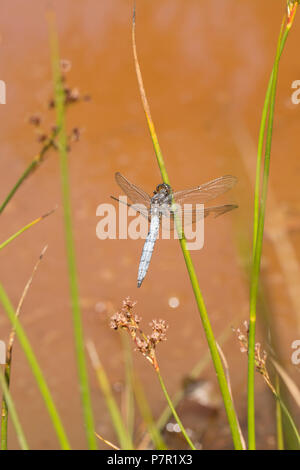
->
[137,210,160,287]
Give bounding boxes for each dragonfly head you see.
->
[153,183,171,196]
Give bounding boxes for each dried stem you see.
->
[1,246,47,450]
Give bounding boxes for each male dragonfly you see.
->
[113,172,238,288]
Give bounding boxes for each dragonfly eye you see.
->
[155,183,171,194]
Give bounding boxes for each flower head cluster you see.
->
[48,85,90,109]
[233,321,275,393]
[28,59,89,153]
[110,297,168,370]
[48,60,91,109]
[287,1,299,29]
[287,1,299,17]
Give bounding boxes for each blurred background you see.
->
[0,0,299,449]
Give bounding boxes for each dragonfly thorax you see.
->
[151,183,172,206]
[150,184,172,218]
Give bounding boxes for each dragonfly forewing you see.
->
[115,172,151,207]
[173,175,237,205]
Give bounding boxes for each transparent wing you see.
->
[161,204,238,232]
[131,204,151,220]
[173,175,237,205]
[111,195,150,220]
[115,172,151,208]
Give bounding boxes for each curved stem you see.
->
[0,129,58,215]
[248,20,290,449]
[0,371,29,450]
[0,283,71,449]
[132,6,243,449]
[156,369,196,450]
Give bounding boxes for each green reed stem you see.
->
[120,332,135,441]
[252,8,298,253]
[0,130,58,215]
[95,364,134,450]
[132,6,243,450]
[0,210,54,251]
[275,375,284,450]
[156,369,196,450]
[248,17,292,449]
[0,370,29,450]
[87,341,134,450]
[155,324,233,434]
[0,283,71,449]
[0,360,10,450]
[133,373,167,450]
[1,246,47,450]
[276,394,300,447]
[48,14,97,450]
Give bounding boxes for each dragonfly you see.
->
[113,172,238,288]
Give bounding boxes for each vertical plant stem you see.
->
[155,324,233,434]
[132,7,243,449]
[48,14,97,449]
[120,332,135,440]
[156,369,196,450]
[277,396,300,447]
[248,17,291,449]
[0,283,71,449]
[0,370,29,450]
[177,242,244,449]
[275,375,284,450]
[86,340,134,450]
[1,362,10,450]
[133,373,167,450]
